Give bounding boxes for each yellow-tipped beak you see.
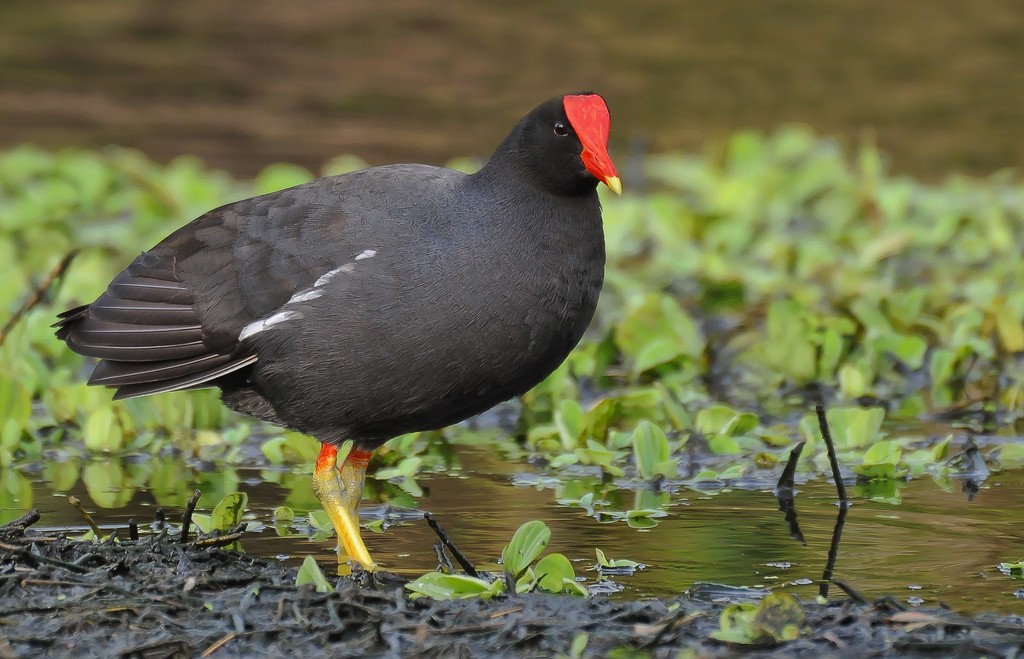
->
[605,175,623,196]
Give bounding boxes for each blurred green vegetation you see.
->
[3,127,1024,516]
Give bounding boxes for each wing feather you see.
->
[55,176,357,400]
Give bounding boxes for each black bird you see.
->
[55,92,620,569]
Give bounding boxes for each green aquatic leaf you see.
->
[0,377,31,449]
[804,407,885,450]
[211,491,248,533]
[711,593,804,644]
[695,405,758,437]
[853,439,904,479]
[862,439,902,466]
[295,555,332,593]
[711,602,760,644]
[502,520,551,578]
[631,420,675,479]
[871,332,928,369]
[615,293,704,375]
[535,553,576,593]
[405,572,503,601]
[307,510,333,533]
[708,434,742,455]
[82,406,125,453]
[574,440,626,477]
[816,327,844,379]
[190,513,212,534]
[515,567,537,594]
[838,363,871,399]
[995,444,1024,468]
[580,397,619,445]
[655,383,691,430]
[569,632,589,658]
[753,592,805,642]
[595,548,641,570]
[995,306,1024,352]
[555,399,584,450]
[998,559,1024,577]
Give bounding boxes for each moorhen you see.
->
[55,92,620,569]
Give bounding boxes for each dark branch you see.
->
[424,512,478,577]
[0,250,77,347]
[179,490,202,543]
[815,404,849,503]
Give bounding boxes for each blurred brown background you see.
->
[1,0,1022,177]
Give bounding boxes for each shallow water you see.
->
[7,445,1024,615]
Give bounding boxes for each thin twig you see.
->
[831,578,868,604]
[14,548,89,574]
[0,250,77,347]
[192,531,245,548]
[815,404,848,503]
[68,496,103,538]
[180,490,202,543]
[200,632,237,657]
[424,513,478,577]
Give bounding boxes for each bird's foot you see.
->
[313,443,376,571]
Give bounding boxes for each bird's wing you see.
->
[55,178,353,400]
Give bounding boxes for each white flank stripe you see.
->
[355,249,377,261]
[287,289,323,304]
[315,263,355,287]
[238,310,302,341]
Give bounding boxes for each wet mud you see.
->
[2,510,1023,658]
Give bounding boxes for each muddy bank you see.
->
[2,511,1023,658]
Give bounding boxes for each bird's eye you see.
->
[553,121,569,137]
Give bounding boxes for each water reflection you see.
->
[5,446,1024,614]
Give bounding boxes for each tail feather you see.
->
[54,250,255,399]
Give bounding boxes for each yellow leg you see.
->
[313,443,376,571]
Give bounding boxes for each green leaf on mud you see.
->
[295,555,332,593]
[535,552,577,593]
[502,520,551,578]
[211,491,248,532]
[753,592,805,641]
[405,572,503,601]
[711,593,804,644]
[190,514,212,534]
